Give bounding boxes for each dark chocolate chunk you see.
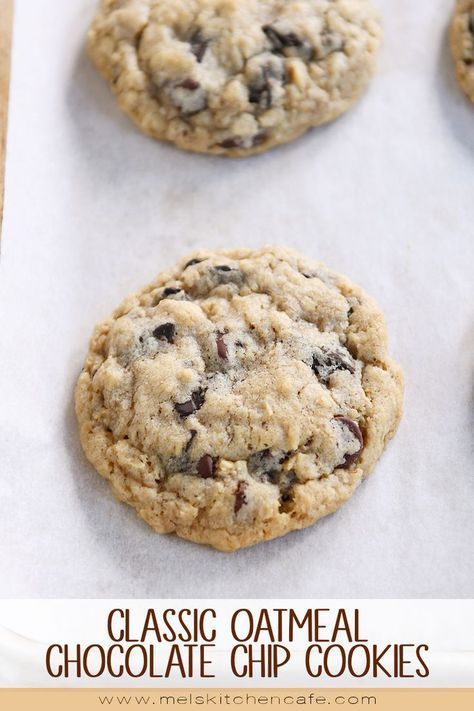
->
[263,25,304,49]
[168,430,199,473]
[216,332,228,360]
[163,287,182,297]
[312,348,355,383]
[262,24,313,61]
[190,30,209,63]
[277,32,303,47]
[249,85,264,104]
[178,78,201,91]
[210,265,244,287]
[197,454,214,479]
[175,388,206,418]
[234,480,248,514]
[199,265,244,291]
[169,79,207,114]
[280,471,296,503]
[248,448,272,474]
[185,429,197,452]
[191,388,205,410]
[334,416,364,468]
[248,66,272,109]
[252,132,268,147]
[218,137,244,149]
[469,11,474,35]
[248,450,295,505]
[153,322,176,343]
[184,258,203,269]
[175,400,196,417]
[248,449,288,481]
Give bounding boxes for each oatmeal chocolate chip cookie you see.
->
[75,247,403,551]
[87,0,382,156]
[450,0,474,101]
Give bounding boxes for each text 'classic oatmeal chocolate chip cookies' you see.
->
[75,247,404,551]
[450,0,474,102]
[87,0,382,156]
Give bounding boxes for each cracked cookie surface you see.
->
[87,0,382,156]
[75,247,403,551]
[450,0,474,102]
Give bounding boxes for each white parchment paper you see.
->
[0,0,473,598]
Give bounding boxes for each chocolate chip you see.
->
[184,258,203,269]
[168,429,200,474]
[334,416,364,468]
[190,31,209,63]
[167,73,207,114]
[280,471,296,503]
[278,32,303,47]
[218,138,244,149]
[163,287,182,297]
[248,448,271,474]
[248,449,288,481]
[191,388,205,410]
[210,265,244,287]
[262,25,281,47]
[312,348,355,383]
[249,66,272,109]
[153,323,176,343]
[249,85,264,104]
[198,454,214,479]
[178,78,201,91]
[252,132,268,147]
[175,388,206,418]
[234,480,248,514]
[175,400,196,417]
[185,429,197,452]
[262,25,313,61]
[216,332,228,359]
[263,25,304,49]
[469,12,474,35]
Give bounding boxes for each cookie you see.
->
[87,0,382,156]
[75,247,403,551]
[450,0,474,101]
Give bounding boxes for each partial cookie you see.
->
[75,247,403,551]
[450,0,474,101]
[87,0,382,156]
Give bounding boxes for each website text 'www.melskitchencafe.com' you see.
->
[96,692,378,707]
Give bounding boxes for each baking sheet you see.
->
[0,0,473,598]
